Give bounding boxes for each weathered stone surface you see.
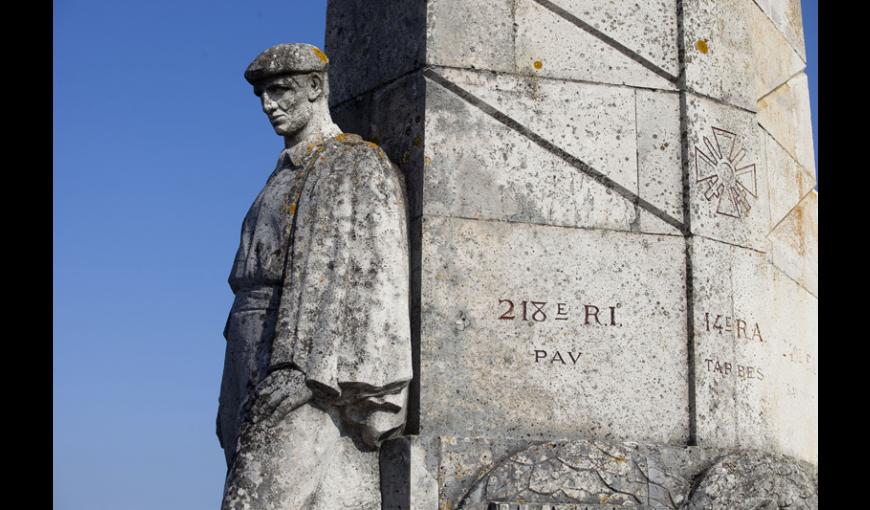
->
[446,439,817,510]
[426,0,515,73]
[219,43,413,509]
[423,69,638,232]
[515,0,676,90]
[544,0,680,79]
[753,0,806,59]
[758,72,816,180]
[687,451,818,509]
[318,1,819,507]
[764,129,816,230]
[332,72,427,219]
[686,94,769,251]
[420,216,689,444]
[636,89,683,235]
[747,4,805,101]
[769,191,817,297]
[690,236,817,464]
[438,67,639,194]
[380,436,439,510]
[683,0,804,110]
[325,0,426,105]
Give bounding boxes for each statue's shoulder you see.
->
[318,133,399,180]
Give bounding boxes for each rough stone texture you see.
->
[421,216,688,444]
[757,73,816,181]
[768,191,817,297]
[325,0,426,105]
[423,69,639,232]
[515,0,675,90]
[682,0,804,110]
[332,73,427,219]
[686,94,769,251]
[690,236,817,465]
[636,89,682,235]
[752,0,806,59]
[380,437,440,509]
[438,439,817,509]
[437,67,639,195]
[764,130,816,230]
[544,0,679,78]
[687,451,818,509]
[220,43,414,510]
[319,0,818,507]
[426,0,515,73]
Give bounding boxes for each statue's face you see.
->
[254,74,316,137]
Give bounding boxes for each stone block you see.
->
[544,0,680,78]
[423,69,637,230]
[758,72,816,180]
[685,93,769,251]
[769,191,817,297]
[514,0,676,90]
[636,89,683,235]
[683,0,804,110]
[435,437,816,509]
[326,0,427,105]
[420,216,689,444]
[426,0,515,72]
[690,236,817,464]
[380,436,439,510]
[764,129,816,230]
[753,0,806,58]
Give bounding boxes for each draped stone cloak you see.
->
[218,133,412,464]
[270,133,413,439]
[220,133,412,510]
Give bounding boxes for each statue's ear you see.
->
[307,74,324,102]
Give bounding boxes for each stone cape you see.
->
[272,133,413,402]
[219,133,413,510]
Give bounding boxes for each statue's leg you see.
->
[220,399,382,510]
[217,308,276,467]
[220,401,337,510]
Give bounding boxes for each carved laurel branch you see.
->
[456,440,817,510]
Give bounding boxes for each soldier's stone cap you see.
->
[244,43,329,84]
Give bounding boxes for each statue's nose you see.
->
[261,95,277,113]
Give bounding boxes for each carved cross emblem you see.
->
[694,127,758,218]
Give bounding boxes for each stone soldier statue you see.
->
[217,43,412,509]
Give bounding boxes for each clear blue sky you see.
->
[53,2,818,509]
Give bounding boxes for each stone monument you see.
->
[217,43,412,509]
[323,0,817,508]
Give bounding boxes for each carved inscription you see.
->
[497,299,620,325]
[534,349,582,365]
[781,345,817,376]
[496,299,620,367]
[702,312,763,341]
[703,358,765,380]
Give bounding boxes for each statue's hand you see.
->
[245,368,313,425]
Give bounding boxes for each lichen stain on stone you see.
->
[695,39,710,54]
[793,203,806,256]
[311,47,329,64]
[533,59,543,70]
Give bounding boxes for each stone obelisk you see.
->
[326,1,817,507]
